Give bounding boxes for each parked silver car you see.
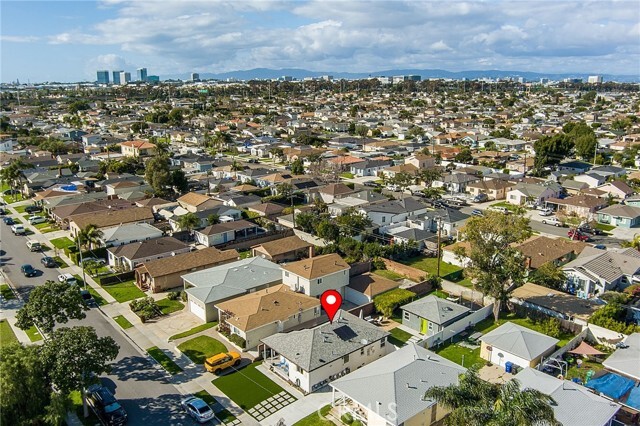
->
[181,396,215,424]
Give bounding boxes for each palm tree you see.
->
[622,233,640,250]
[424,369,560,426]
[177,212,200,234]
[78,224,104,251]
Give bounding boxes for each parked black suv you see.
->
[24,205,43,214]
[86,384,128,425]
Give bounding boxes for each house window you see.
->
[296,365,303,374]
[343,354,349,363]
[317,278,323,285]
[381,337,386,347]
[382,216,385,223]
[360,348,364,355]
[403,311,410,320]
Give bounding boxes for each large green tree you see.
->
[290,158,304,175]
[177,212,200,233]
[15,280,88,335]
[336,208,372,237]
[171,169,189,194]
[145,154,172,195]
[528,262,567,290]
[455,211,531,321]
[532,134,574,173]
[424,369,559,426]
[42,326,119,418]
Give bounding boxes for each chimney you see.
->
[308,245,314,258]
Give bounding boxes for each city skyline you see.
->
[1,0,639,83]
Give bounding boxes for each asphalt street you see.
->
[1,220,199,425]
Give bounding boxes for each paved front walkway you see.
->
[260,387,333,426]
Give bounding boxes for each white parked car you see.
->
[541,216,564,227]
[58,273,79,286]
[538,208,553,216]
[487,206,509,214]
[28,215,46,225]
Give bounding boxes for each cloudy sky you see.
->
[1,0,639,83]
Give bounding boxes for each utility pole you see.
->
[593,142,598,166]
[436,216,443,278]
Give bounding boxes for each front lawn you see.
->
[0,284,16,300]
[177,335,227,365]
[113,315,133,329]
[388,327,413,347]
[25,325,43,342]
[0,320,18,348]
[293,405,333,426]
[50,237,75,250]
[490,201,520,212]
[595,223,615,232]
[193,390,237,423]
[213,362,291,410]
[101,280,146,303]
[168,323,217,341]
[53,256,69,268]
[157,298,185,315]
[340,172,355,179]
[147,346,183,375]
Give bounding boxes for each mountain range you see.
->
[170,68,639,83]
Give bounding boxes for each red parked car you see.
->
[567,229,589,241]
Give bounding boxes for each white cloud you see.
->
[43,0,640,75]
[1,35,40,43]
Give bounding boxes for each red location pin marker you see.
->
[320,290,342,323]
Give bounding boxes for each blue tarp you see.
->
[60,184,77,191]
[626,385,640,410]
[586,373,635,400]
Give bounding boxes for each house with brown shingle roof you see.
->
[177,192,221,212]
[135,247,239,293]
[251,235,313,263]
[346,272,399,305]
[546,195,608,219]
[466,179,515,200]
[282,253,350,297]
[247,202,286,218]
[516,236,587,270]
[215,284,321,350]
[194,219,261,247]
[107,236,191,270]
[69,207,155,238]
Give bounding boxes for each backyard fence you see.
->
[349,261,372,277]
[539,327,589,368]
[420,303,494,349]
[215,229,293,251]
[381,258,427,282]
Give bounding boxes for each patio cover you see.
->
[569,341,605,356]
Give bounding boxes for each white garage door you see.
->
[189,299,206,321]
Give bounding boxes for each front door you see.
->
[420,318,428,334]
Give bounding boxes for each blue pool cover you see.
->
[626,385,640,410]
[586,373,635,400]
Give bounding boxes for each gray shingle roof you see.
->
[603,333,640,380]
[480,322,558,360]
[261,311,389,372]
[401,295,470,325]
[515,368,619,426]
[564,247,640,283]
[331,343,465,426]
[183,257,282,304]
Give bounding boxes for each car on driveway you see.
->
[538,208,553,216]
[24,205,42,214]
[487,206,510,214]
[568,229,590,241]
[28,215,46,225]
[205,351,241,374]
[86,384,128,426]
[541,217,564,227]
[472,193,488,203]
[40,256,56,268]
[471,209,484,217]
[21,264,37,277]
[181,396,215,424]
[79,257,106,266]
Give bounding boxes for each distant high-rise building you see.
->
[147,75,160,83]
[137,68,148,82]
[321,75,334,81]
[517,77,525,84]
[112,71,123,85]
[119,71,131,84]
[540,78,549,84]
[588,75,603,84]
[97,70,109,84]
[191,73,200,81]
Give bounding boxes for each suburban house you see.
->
[182,257,282,322]
[545,195,608,220]
[598,180,634,199]
[574,173,606,188]
[506,182,559,206]
[120,140,157,157]
[466,179,514,200]
[68,207,155,238]
[107,236,192,271]
[358,197,429,226]
[591,165,627,179]
[597,204,640,228]
[330,343,466,426]
[177,192,221,212]
[480,322,558,369]
[603,333,640,382]
[435,173,480,194]
[516,236,587,270]
[281,253,350,297]
[215,284,321,350]
[510,282,603,326]
[328,190,387,216]
[261,311,390,393]
[99,222,164,247]
[559,179,589,195]
[315,183,355,204]
[557,160,592,174]
[194,220,261,247]
[401,295,471,336]
[134,247,239,293]
[563,247,640,298]
[345,272,398,305]
[247,202,286,218]
[514,368,620,426]
[251,235,313,262]
[349,158,393,177]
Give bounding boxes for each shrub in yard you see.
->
[374,288,416,318]
[167,291,180,300]
[539,317,561,338]
[129,297,162,322]
[180,291,188,302]
[341,413,354,425]
[624,284,640,297]
[372,258,386,271]
[426,275,442,290]
[600,291,631,305]
[229,333,246,348]
[352,421,362,426]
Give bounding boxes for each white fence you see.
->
[420,304,494,349]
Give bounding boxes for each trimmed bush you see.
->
[374,288,416,318]
[229,333,246,349]
[167,291,180,300]
[352,421,362,426]
[129,297,162,322]
[341,413,354,425]
[180,290,188,302]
